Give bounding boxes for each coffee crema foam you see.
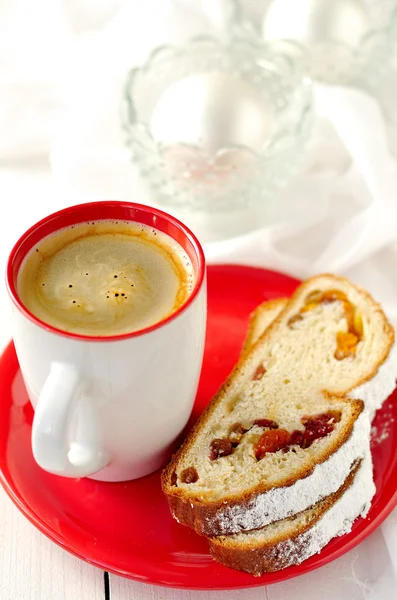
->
[18,220,195,336]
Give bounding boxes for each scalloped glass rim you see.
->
[122,115,313,211]
[122,35,312,162]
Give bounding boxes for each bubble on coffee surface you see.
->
[18,220,194,336]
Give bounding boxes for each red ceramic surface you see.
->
[0,265,396,590]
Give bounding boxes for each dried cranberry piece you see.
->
[180,467,199,484]
[290,430,304,447]
[209,438,233,460]
[302,412,340,426]
[302,424,332,447]
[254,429,291,460]
[253,419,279,429]
[300,412,338,447]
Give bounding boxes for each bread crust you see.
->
[208,461,361,575]
[162,274,393,536]
[241,298,287,356]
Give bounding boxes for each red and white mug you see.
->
[6,201,207,482]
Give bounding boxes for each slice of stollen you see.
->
[237,273,394,401]
[215,297,376,573]
[244,295,397,421]
[209,454,375,575]
[162,275,392,536]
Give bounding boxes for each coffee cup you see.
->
[6,201,206,481]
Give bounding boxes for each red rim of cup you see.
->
[6,201,206,343]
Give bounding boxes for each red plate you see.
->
[0,265,396,590]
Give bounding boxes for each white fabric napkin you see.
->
[5,1,396,597]
[205,84,397,321]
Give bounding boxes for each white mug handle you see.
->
[32,362,110,478]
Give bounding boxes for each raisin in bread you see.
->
[209,454,375,575]
[162,275,393,536]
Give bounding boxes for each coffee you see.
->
[17,220,194,336]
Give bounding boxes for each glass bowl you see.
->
[122,36,312,216]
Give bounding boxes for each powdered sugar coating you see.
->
[268,451,375,572]
[350,342,397,421]
[208,408,370,535]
